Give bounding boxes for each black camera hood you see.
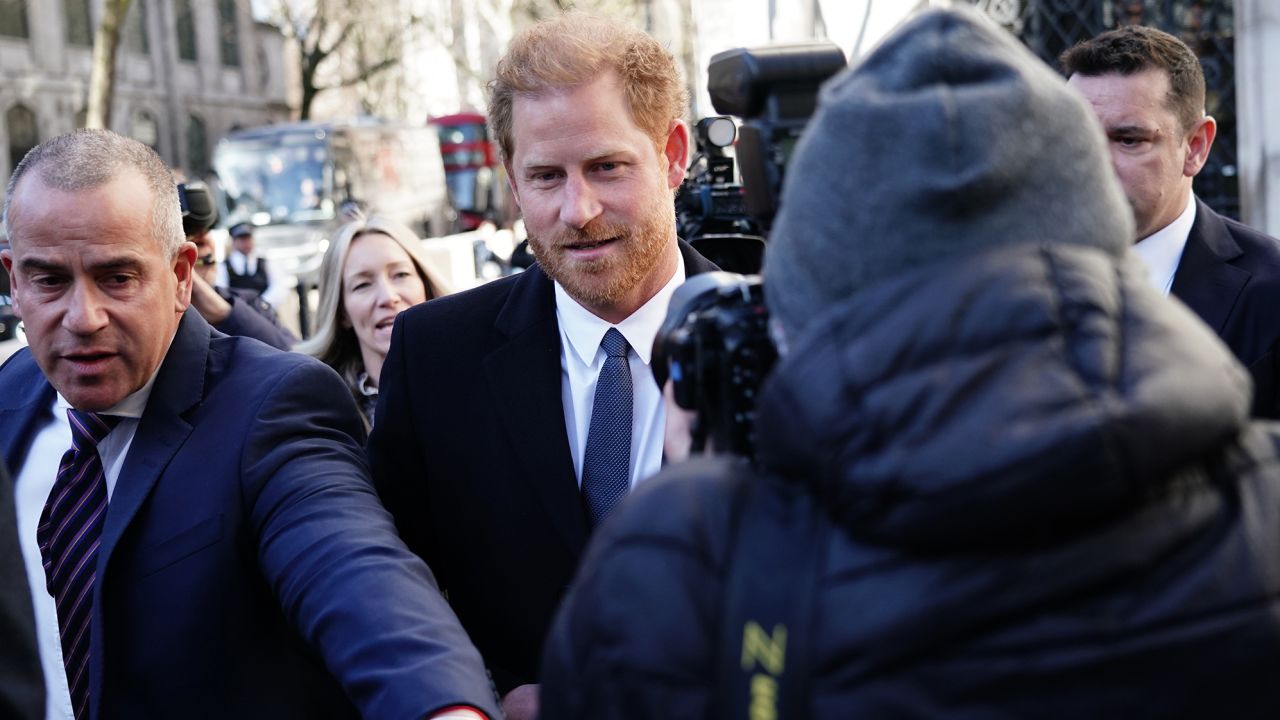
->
[178,182,218,236]
[708,42,846,121]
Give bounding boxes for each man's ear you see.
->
[172,241,197,311]
[1184,115,1217,178]
[1,249,19,319]
[661,119,690,190]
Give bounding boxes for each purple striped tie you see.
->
[37,409,120,720]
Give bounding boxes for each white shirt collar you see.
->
[554,250,686,367]
[356,371,378,397]
[1132,192,1196,295]
[228,250,258,274]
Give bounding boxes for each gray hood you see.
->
[764,7,1133,339]
[755,244,1251,551]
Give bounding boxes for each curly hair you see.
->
[487,11,688,160]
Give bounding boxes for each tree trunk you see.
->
[86,0,132,130]
[300,76,318,120]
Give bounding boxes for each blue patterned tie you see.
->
[37,409,120,720]
[582,328,633,527]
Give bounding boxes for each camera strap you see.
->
[717,471,829,720]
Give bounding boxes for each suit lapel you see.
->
[484,266,588,554]
[98,310,207,569]
[60,311,205,719]
[1171,199,1249,336]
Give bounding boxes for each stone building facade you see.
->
[0,0,290,195]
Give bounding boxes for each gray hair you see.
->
[2,129,184,258]
[295,214,451,424]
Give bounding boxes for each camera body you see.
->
[659,43,845,457]
[653,272,776,457]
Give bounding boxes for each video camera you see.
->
[653,272,775,456]
[660,42,845,457]
[677,42,846,275]
[675,117,765,272]
[178,182,218,236]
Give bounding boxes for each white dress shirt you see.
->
[555,252,686,491]
[13,374,159,720]
[1133,192,1197,295]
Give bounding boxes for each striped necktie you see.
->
[37,409,121,720]
[581,328,633,527]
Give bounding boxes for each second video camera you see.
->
[660,42,845,457]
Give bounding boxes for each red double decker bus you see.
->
[430,112,513,230]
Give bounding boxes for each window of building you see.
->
[122,0,149,55]
[218,0,240,67]
[131,109,159,151]
[0,0,29,39]
[187,114,208,176]
[64,0,91,46]
[74,106,87,129]
[175,0,196,61]
[6,104,37,176]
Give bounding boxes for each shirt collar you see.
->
[356,371,379,397]
[555,249,686,368]
[1132,192,1196,295]
[230,250,256,268]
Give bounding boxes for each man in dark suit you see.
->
[0,129,498,720]
[368,13,716,719]
[1063,25,1280,418]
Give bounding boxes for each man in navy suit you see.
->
[0,130,498,719]
[368,13,716,720]
[1064,25,1280,418]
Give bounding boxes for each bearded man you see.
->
[367,12,716,720]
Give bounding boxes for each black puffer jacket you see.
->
[541,244,1280,719]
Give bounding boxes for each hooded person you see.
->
[539,7,1280,719]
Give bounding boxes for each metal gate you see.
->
[967,0,1239,219]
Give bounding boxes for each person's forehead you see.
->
[344,231,412,269]
[12,231,154,271]
[509,72,654,162]
[1070,69,1175,117]
[10,170,155,240]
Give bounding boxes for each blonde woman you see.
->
[297,215,449,427]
